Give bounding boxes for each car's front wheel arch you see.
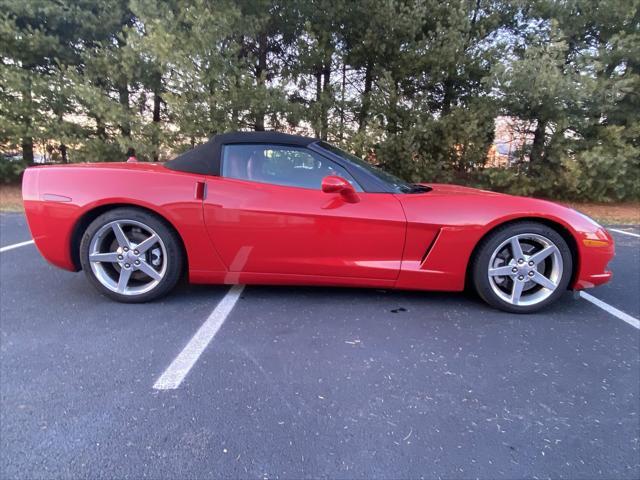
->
[465,217,579,293]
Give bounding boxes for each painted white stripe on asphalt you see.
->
[609,228,640,239]
[579,291,640,330]
[0,239,35,253]
[153,284,245,390]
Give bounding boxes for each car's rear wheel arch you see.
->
[465,217,579,290]
[71,204,188,275]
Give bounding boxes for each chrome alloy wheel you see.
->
[487,233,563,307]
[88,219,167,296]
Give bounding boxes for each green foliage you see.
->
[484,0,640,200]
[0,157,27,184]
[477,132,640,201]
[0,0,638,200]
[573,125,640,201]
[71,139,125,164]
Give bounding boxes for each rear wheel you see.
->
[79,208,183,303]
[472,222,572,313]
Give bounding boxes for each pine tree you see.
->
[0,0,94,162]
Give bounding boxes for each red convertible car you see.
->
[22,132,614,313]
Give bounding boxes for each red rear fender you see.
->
[22,165,227,275]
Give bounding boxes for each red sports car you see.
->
[22,132,614,313]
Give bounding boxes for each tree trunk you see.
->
[530,119,547,164]
[21,79,34,163]
[358,61,373,132]
[231,74,240,127]
[254,116,265,132]
[92,79,108,140]
[442,77,454,114]
[339,61,346,141]
[320,60,330,140]
[22,138,34,163]
[314,69,322,138]
[96,117,107,139]
[152,89,161,162]
[118,84,131,138]
[207,73,218,136]
[387,80,400,135]
[153,92,161,124]
[59,144,68,163]
[254,34,267,131]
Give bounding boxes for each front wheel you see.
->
[471,222,573,313]
[79,208,183,303]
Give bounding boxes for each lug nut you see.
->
[134,250,139,255]
[511,267,518,273]
[528,261,534,266]
[528,271,534,277]
[134,260,140,265]
[124,263,130,268]
[118,255,123,260]
[518,258,524,264]
[518,275,524,281]
[123,247,129,252]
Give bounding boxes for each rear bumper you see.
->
[23,200,79,271]
[22,168,78,271]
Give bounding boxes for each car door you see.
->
[202,143,406,280]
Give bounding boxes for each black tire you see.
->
[79,208,184,303]
[471,221,573,313]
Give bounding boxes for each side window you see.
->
[221,144,362,191]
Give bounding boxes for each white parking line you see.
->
[609,228,640,238]
[153,284,245,390]
[579,291,640,330]
[0,239,35,253]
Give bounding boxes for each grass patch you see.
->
[0,184,23,212]
[563,202,640,225]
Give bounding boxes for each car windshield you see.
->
[317,141,427,193]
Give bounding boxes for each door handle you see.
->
[195,181,207,200]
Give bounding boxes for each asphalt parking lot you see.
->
[1,212,639,479]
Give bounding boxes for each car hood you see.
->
[400,182,608,240]
[420,183,505,197]
[414,182,578,217]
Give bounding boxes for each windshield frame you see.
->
[313,141,418,194]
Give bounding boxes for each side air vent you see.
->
[420,228,442,266]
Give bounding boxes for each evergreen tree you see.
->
[0,0,637,200]
[0,0,97,161]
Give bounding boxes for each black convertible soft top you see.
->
[164,131,318,176]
